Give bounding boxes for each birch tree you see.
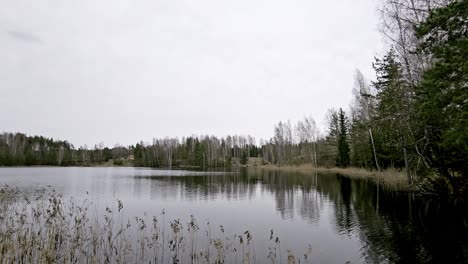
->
[350,70,380,170]
[162,138,178,168]
[295,116,319,166]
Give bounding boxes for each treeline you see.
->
[135,0,465,194]
[0,133,124,166]
[344,0,467,195]
[132,136,259,168]
[0,132,260,168]
[277,0,466,196]
[1,0,466,195]
[321,0,466,195]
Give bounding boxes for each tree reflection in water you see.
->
[139,169,468,263]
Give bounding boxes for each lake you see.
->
[0,167,467,263]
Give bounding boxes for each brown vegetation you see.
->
[252,164,408,190]
[0,186,312,264]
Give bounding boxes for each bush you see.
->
[240,151,249,165]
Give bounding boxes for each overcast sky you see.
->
[1,0,384,147]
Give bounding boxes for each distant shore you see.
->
[1,161,409,189]
[250,164,409,190]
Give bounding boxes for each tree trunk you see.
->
[369,128,380,172]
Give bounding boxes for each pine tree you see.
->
[415,0,468,181]
[372,49,412,174]
[336,108,350,167]
[240,150,249,165]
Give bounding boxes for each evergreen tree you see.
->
[323,108,340,166]
[336,108,350,167]
[372,49,412,171]
[415,0,468,182]
[240,150,249,165]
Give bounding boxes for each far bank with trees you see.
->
[1,0,466,197]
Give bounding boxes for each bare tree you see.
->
[379,0,450,84]
[57,144,64,165]
[162,137,178,168]
[274,122,286,164]
[295,116,319,166]
[351,70,380,171]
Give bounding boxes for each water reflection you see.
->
[138,170,324,224]
[137,169,468,263]
[0,167,467,263]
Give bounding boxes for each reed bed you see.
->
[255,164,408,190]
[0,186,310,264]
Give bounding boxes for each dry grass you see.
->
[0,186,312,264]
[253,164,409,190]
[94,159,133,167]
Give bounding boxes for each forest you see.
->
[1,0,466,196]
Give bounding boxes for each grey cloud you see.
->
[6,30,42,43]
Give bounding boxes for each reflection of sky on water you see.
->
[1,167,466,263]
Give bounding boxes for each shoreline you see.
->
[0,163,410,190]
[249,164,409,190]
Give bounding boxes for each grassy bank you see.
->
[252,164,409,190]
[93,159,134,167]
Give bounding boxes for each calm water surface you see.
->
[0,167,467,263]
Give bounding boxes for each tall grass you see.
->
[255,164,408,190]
[0,186,311,264]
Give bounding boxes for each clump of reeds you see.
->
[0,185,312,263]
[256,164,409,190]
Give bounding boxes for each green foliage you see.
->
[336,108,350,167]
[371,49,410,169]
[240,151,249,165]
[0,133,77,166]
[349,123,372,168]
[415,0,468,180]
[249,145,259,157]
[133,143,146,167]
[102,147,112,162]
[113,159,123,166]
[322,109,339,167]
